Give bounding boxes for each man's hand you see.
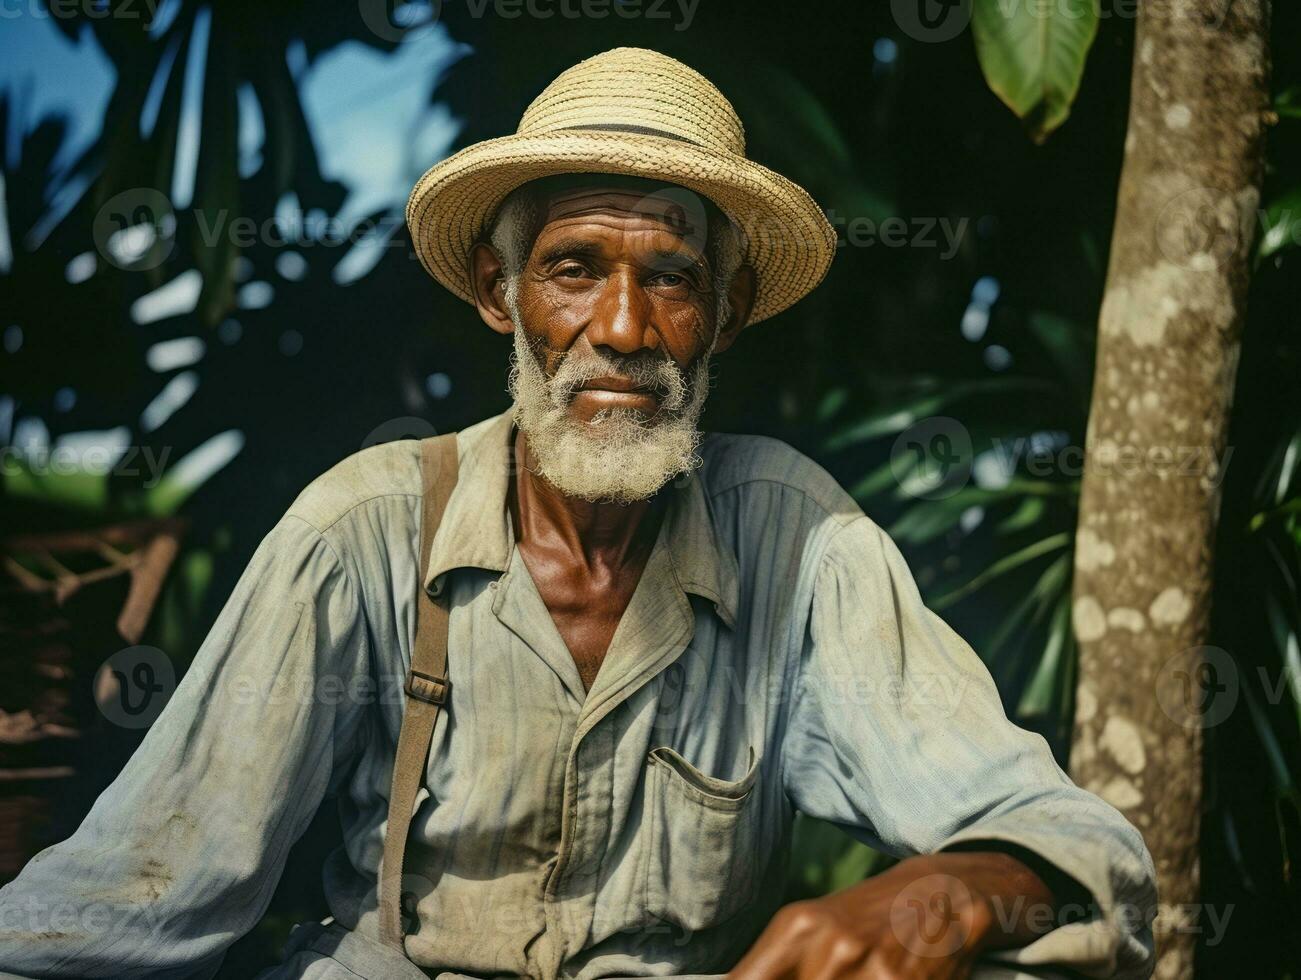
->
[727,851,1058,980]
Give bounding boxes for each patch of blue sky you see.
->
[2,9,467,282]
[297,25,469,232]
[0,15,115,183]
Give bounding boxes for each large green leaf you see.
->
[824,377,1054,451]
[971,0,1100,142]
[985,553,1072,688]
[1277,85,1301,120]
[1024,310,1093,405]
[1260,188,1301,261]
[929,530,1070,607]
[995,494,1047,533]
[1017,594,1074,718]
[4,459,110,512]
[787,814,891,899]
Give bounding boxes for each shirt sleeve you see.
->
[0,514,371,979]
[781,515,1157,980]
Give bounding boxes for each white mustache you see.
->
[547,347,690,414]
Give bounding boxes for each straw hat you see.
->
[405,47,837,326]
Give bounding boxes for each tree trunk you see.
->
[1068,2,1272,978]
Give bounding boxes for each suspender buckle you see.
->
[400,890,420,935]
[405,669,451,706]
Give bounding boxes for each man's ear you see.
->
[712,263,756,354]
[468,242,515,335]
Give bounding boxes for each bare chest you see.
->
[519,550,646,692]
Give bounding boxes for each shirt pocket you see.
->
[643,745,763,932]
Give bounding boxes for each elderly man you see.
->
[0,47,1155,980]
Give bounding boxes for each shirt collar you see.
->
[423,408,739,628]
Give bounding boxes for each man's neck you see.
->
[510,431,664,571]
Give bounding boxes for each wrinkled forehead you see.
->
[526,173,717,252]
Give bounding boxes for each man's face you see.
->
[512,185,722,423]
[470,181,753,503]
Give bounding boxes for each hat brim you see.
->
[405,130,836,325]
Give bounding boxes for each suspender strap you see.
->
[378,433,459,950]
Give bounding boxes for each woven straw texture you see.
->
[405,47,836,325]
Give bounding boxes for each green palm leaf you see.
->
[971,0,1100,142]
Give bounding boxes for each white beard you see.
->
[508,329,713,503]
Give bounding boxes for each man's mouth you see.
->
[572,376,661,413]
[580,376,653,394]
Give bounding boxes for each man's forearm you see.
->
[728,850,1061,979]
[912,850,1060,950]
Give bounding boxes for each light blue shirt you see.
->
[0,409,1156,979]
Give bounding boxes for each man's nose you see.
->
[584,271,656,356]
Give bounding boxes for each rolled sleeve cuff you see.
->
[936,823,1156,980]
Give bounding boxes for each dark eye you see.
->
[556,264,588,279]
[653,272,687,287]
